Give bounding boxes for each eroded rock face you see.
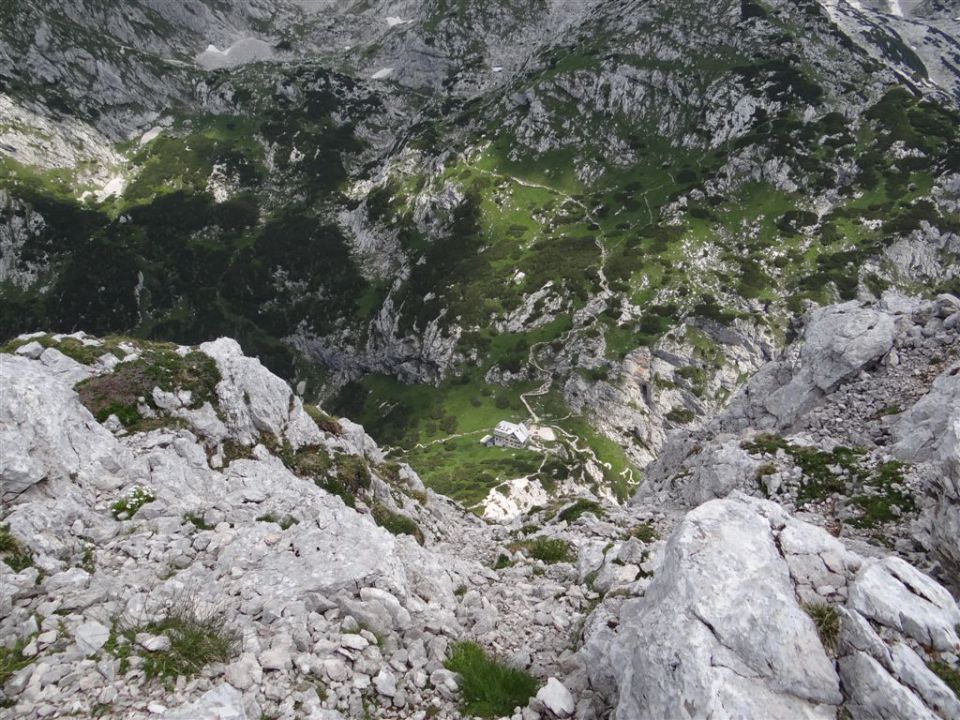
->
[0,352,120,502]
[580,494,960,720]
[725,300,898,432]
[200,337,324,450]
[892,361,960,588]
[635,293,960,581]
[582,496,843,720]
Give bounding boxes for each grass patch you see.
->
[510,537,573,564]
[255,513,299,530]
[370,502,425,545]
[0,636,36,685]
[304,404,343,436]
[557,498,606,523]
[444,641,539,718]
[75,345,221,430]
[742,436,917,527]
[803,602,840,653]
[117,603,240,684]
[0,524,33,572]
[0,333,121,365]
[927,661,960,699]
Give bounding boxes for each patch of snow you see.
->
[95,176,126,203]
[196,38,275,70]
[386,16,409,27]
[371,67,394,80]
[483,477,550,522]
[139,127,163,146]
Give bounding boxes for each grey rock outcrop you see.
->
[0,352,119,502]
[724,301,898,432]
[581,494,960,720]
[892,357,960,589]
[635,294,960,573]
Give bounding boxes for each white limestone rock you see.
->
[165,682,247,720]
[536,677,575,717]
[0,354,127,502]
[73,621,110,655]
[751,302,897,429]
[847,557,960,652]
[582,496,843,720]
[200,337,323,449]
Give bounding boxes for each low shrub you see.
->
[557,499,606,523]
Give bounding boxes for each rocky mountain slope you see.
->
[3,3,960,715]
[4,0,960,509]
[2,291,959,719]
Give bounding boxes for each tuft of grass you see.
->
[627,522,658,543]
[111,486,155,520]
[304,405,343,436]
[557,499,605,524]
[666,407,696,424]
[255,513,299,530]
[803,602,840,653]
[371,502,424,545]
[0,636,36,685]
[79,543,96,574]
[184,513,214,531]
[493,553,514,570]
[139,604,239,683]
[927,661,960,699]
[510,537,573,564]
[0,524,33,572]
[444,641,539,718]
